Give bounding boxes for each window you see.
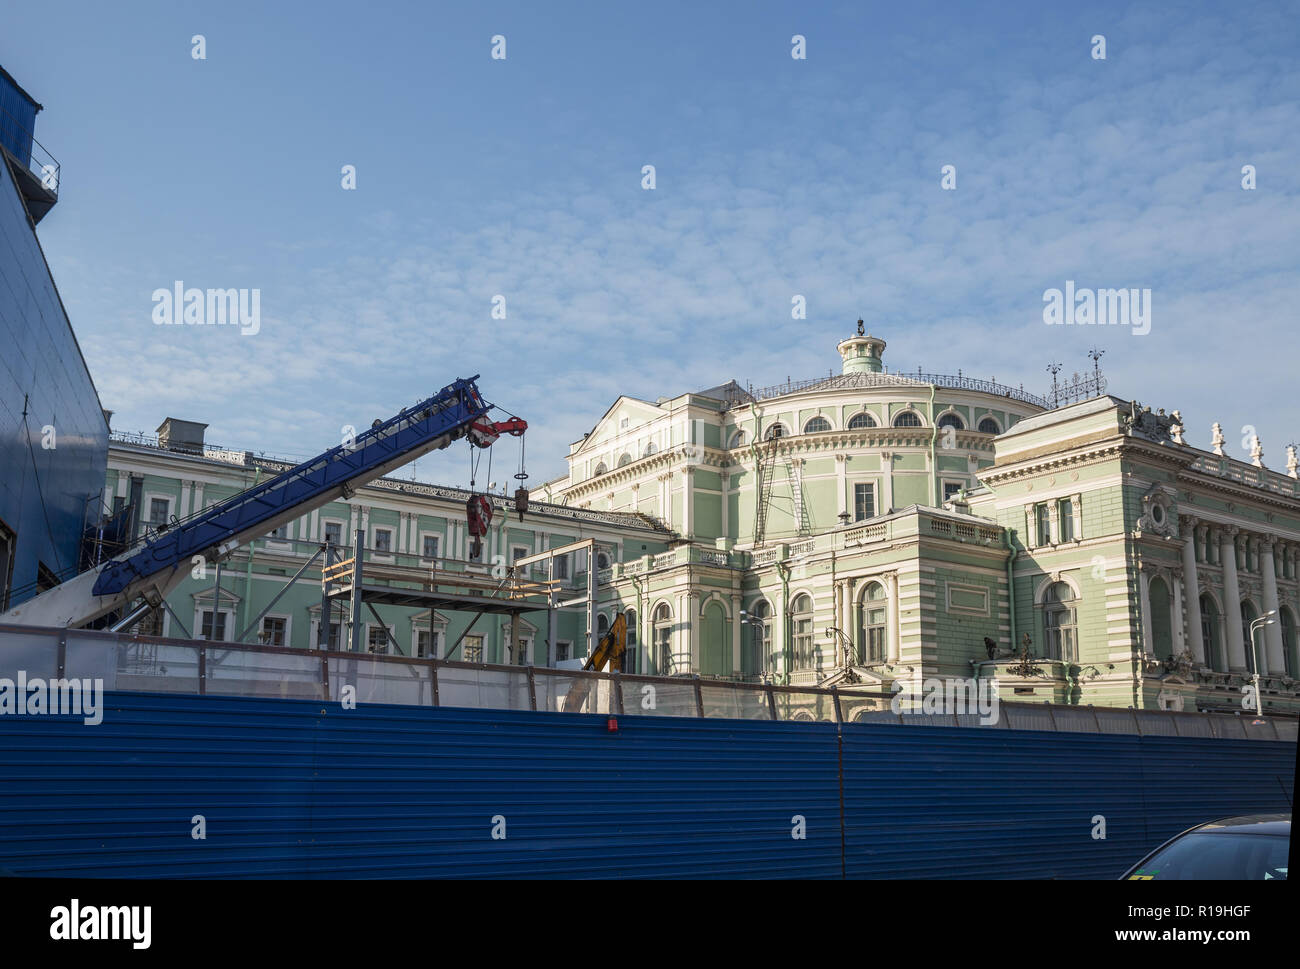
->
[268,522,290,541]
[512,545,529,565]
[1058,499,1074,542]
[148,497,170,525]
[593,462,608,477]
[804,416,832,434]
[619,417,629,429]
[854,483,875,521]
[978,417,1001,435]
[729,429,746,448]
[316,617,343,650]
[463,634,484,663]
[137,607,165,637]
[936,413,965,431]
[596,551,611,570]
[643,442,658,457]
[745,600,772,675]
[556,641,571,663]
[1200,595,1221,671]
[260,616,287,646]
[791,593,814,669]
[764,424,787,441]
[422,535,440,560]
[554,554,569,580]
[324,521,343,546]
[468,541,484,564]
[653,603,673,675]
[367,625,393,653]
[513,639,529,665]
[622,609,638,673]
[893,411,923,428]
[1036,503,1052,547]
[943,481,964,502]
[597,613,609,638]
[199,610,228,642]
[414,628,442,658]
[860,583,887,664]
[373,528,393,554]
[847,413,876,430]
[1241,602,1259,674]
[1041,583,1077,662]
[617,453,632,468]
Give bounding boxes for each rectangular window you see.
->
[794,618,813,669]
[422,535,440,560]
[514,640,529,665]
[853,483,875,522]
[149,497,170,524]
[320,620,342,650]
[415,628,441,658]
[943,481,964,502]
[324,521,343,546]
[1035,503,1052,547]
[556,641,571,663]
[260,616,287,646]
[463,635,484,663]
[269,522,289,541]
[512,545,529,563]
[554,554,569,580]
[1058,498,1074,542]
[200,610,227,642]
[367,625,392,652]
[374,528,393,554]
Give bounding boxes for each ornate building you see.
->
[107,323,1300,715]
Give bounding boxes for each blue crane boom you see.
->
[2,376,506,629]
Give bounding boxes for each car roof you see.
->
[1190,814,1291,836]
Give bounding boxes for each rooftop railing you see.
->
[0,103,59,197]
[1,623,1294,739]
[739,370,1107,411]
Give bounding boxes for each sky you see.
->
[4,0,1298,487]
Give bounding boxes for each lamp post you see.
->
[1248,610,1277,715]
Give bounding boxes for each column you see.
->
[1070,495,1083,540]
[1220,527,1247,670]
[1138,563,1154,656]
[1048,501,1060,545]
[1260,538,1285,673]
[840,580,853,665]
[179,479,193,519]
[881,453,894,514]
[683,466,694,539]
[835,454,847,521]
[730,593,742,673]
[887,572,900,663]
[1170,567,1186,655]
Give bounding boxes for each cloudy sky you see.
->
[5,0,1297,486]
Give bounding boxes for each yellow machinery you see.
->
[562,613,627,713]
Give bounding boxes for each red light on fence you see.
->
[606,717,619,733]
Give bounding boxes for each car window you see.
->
[1127,833,1289,880]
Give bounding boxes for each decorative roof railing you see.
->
[738,369,1107,411]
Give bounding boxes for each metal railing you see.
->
[0,623,1294,740]
[0,103,59,196]
[741,370,1107,411]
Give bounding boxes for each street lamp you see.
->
[1248,610,1277,715]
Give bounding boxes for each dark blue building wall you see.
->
[0,148,109,605]
[0,68,39,169]
[0,692,1291,879]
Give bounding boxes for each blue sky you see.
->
[4,0,1298,486]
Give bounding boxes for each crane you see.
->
[1,376,526,630]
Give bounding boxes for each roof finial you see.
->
[856,318,865,336]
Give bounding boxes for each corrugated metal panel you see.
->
[0,692,842,879]
[0,693,1292,879]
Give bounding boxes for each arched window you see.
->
[1281,608,1296,677]
[803,416,832,434]
[744,599,772,675]
[791,593,814,669]
[936,413,965,431]
[1200,594,1222,671]
[593,462,608,477]
[1149,577,1172,656]
[1241,601,1259,674]
[859,582,887,664]
[653,603,673,675]
[764,423,787,441]
[978,417,1001,435]
[847,412,876,429]
[617,453,632,468]
[643,442,658,457]
[728,429,746,448]
[1041,582,1077,662]
[597,613,609,638]
[596,550,611,571]
[893,411,923,428]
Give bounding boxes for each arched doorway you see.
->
[700,600,729,676]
